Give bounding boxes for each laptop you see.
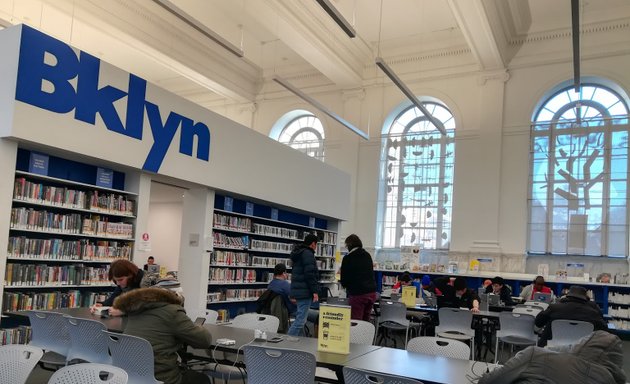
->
[533,292,552,303]
[487,293,501,306]
[147,264,160,274]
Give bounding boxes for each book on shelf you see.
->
[2,290,109,312]
[4,263,111,286]
[0,326,32,346]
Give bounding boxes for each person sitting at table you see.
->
[113,286,213,384]
[90,259,145,317]
[478,331,626,384]
[438,277,480,313]
[484,276,514,306]
[520,275,556,302]
[392,272,412,292]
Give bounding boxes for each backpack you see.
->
[256,289,279,314]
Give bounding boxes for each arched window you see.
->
[273,112,325,161]
[529,83,630,257]
[377,102,456,250]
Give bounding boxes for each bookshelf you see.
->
[2,150,136,317]
[207,194,338,315]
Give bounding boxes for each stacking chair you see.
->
[230,313,279,333]
[0,344,44,384]
[512,306,541,317]
[494,312,537,363]
[64,317,111,365]
[187,309,219,325]
[343,366,424,384]
[406,336,470,360]
[104,331,162,384]
[243,345,316,384]
[26,310,71,368]
[547,319,594,347]
[435,308,475,359]
[350,320,376,345]
[204,309,219,325]
[48,363,128,384]
[524,301,549,311]
[376,300,415,348]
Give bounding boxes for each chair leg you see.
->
[494,338,499,364]
[471,338,475,360]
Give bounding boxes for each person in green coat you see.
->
[113,287,213,384]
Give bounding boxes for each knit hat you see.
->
[421,275,431,286]
[566,285,589,301]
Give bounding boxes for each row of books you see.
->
[209,268,260,283]
[608,292,630,304]
[316,258,335,270]
[608,305,630,319]
[0,326,31,346]
[8,236,132,260]
[4,263,111,286]
[213,213,251,232]
[251,256,291,268]
[315,243,335,257]
[250,239,292,254]
[207,288,266,303]
[14,177,134,215]
[322,232,337,245]
[252,223,299,240]
[216,309,230,323]
[10,208,134,239]
[213,233,249,248]
[2,291,109,312]
[211,250,250,266]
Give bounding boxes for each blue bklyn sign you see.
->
[15,25,210,173]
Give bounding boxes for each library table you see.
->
[8,307,126,333]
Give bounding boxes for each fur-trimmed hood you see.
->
[113,287,183,314]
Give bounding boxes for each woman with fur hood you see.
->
[113,287,213,384]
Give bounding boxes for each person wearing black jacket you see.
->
[339,234,377,321]
[535,285,607,347]
[287,233,320,336]
[484,276,514,306]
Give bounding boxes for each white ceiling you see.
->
[1,0,630,109]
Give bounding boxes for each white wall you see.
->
[147,202,183,273]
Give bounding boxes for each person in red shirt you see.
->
[520,275,555,302]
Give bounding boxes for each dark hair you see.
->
[344,234,363,250]
[147,256,155,261]
[273,263,287,276]
[491,276,504,286]
[398,272,412,283]
[453,277,467,291]
[534,275,545,284]
[303,233,319,246]
[108,259,140,281]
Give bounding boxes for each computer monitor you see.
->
[533,292,552,303]
[147,264,160,274]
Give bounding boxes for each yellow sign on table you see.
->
[317,304,351,354]
[401,285,417,308]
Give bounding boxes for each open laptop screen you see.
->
[533,292,551,303]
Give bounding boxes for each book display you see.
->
[1,149,136,314]
[208,195,338,314]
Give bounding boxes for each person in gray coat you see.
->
[479,330,626,384]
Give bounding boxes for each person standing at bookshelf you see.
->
[287,233,320,336]
[90,259,145,316]
[339,234,377,321]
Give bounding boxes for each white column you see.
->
[125,172,152,266]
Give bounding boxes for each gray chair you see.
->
[494,312,538,363]
[406,336,470,360]
[243,345,316,384]
[350,320,376,345]
[230,313,279,333]
[524,301,549,310]
[376,300,414,348]
[0,344,44,384]
[343,366,424,384]
[435,308,475,359]
[104,331,162,384]
[512,306,541,317]
[547,319,594,347]
[48,363,128,384]
[64,316,111,364]
[26,310,71,367]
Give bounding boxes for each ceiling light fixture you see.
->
[153,0,244,58]
[273,75,368,140]
[315,0,356,38]
[375,57,446,135]
[571,0,581,92]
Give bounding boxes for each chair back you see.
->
[524,301,549,310]
[26,311,71,357]
[378,300,409,327]
[350,320,376,345]
[342,366,424,384]
[406,336,470,360]
[549,319,594,346]
[0,344,43,384]
[513,306,541,317]
[435,308,473,336]
[231,313,279,333]
[327,297,350,306]
[65,316,111,364]
[48,363,128,384]
[497,312,537,341]
[104,331,160,384]
[243,345,316,384]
